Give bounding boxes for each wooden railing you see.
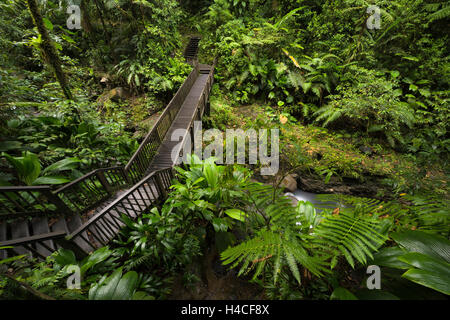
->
[125,62,200,183]
[0,186,71,220]
[0,63,201,222]
[67,167,174,251]
[54,166,128,214]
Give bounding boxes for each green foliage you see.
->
[372,231,450,296]
[114,210,201,275]
[222,228,329,284]
[88,267,152,300]
[0,102,138,176]
[315,193,450,236]
[1,151,78,185]
[221,186,395,297]
[170,154,251,233]
[313,211,388,268]
[314,66,416,147]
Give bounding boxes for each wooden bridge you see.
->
[0,39,215,260]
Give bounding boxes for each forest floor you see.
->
[170,245,264,300]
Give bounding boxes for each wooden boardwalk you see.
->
[149,67,211,170]
[0,38,215,259]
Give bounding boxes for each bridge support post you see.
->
[44,190,74,215]
[155,174,167,199]
[96,170,113,195]
[205,101,211,116]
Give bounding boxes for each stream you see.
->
[285,189,342,211]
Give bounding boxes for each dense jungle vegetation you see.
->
[0,0,449,300]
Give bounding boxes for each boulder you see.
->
[279,174,297,192]
[97,87,130,106]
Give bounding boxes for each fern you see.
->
[243,182,297,227]
[315,194,407,219]
[314,105,343,127]
[428,3,450,21]
[221,183,331,284]
[313,212,388,268]
[124,252,154,271]
[402,195,450,235]
[315,193,450,236]
[221,229,329,284]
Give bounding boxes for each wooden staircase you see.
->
[184,36,201,62]
[0,42,215,260]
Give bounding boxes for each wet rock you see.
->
[279,174,297,192]
[298,175,383,198]
[97,87,130,106]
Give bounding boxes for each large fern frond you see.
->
[428,4,450,22]
[221,229,329,284]
[313,212,388,268]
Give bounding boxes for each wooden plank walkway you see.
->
[149,70,210,171]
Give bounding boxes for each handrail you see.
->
[67,168,167,237]
[0,230,67,247]
[0,186,51,191]
[67,167,174,251]
[53,166,124,194]
[0,57,215,258]
[124,62,200,183]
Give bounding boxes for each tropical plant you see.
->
[372,230,450,296]
[88,267,153,300]
[314,66,416,147]
[1,151,80,185]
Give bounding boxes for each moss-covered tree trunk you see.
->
[26,0,73,100]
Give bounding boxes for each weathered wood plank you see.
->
[31,217,55,257]
[10,220,31,256]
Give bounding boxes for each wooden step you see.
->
[10,220,31,257]
[31,217,54,257]
[65,214,93,253]
[50,217,69,250]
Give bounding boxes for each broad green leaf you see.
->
[89,268,139,300]
[371,247,410,269]
[43,18,53,31]
[54,249,77,266]
[390,70,400,78]
[33,176,70,185]
[3,151,41,185]
[398,252,450,279]
[330,287,358,300]
[81,246,113,275]
[225,209,247,222]
[391,231,450,263]
[402,269,450,295]
[42,158,81,175]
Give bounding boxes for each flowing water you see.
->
[285,189,343,212]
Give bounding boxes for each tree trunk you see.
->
[80,0,94,34]
[26,0,73,100]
